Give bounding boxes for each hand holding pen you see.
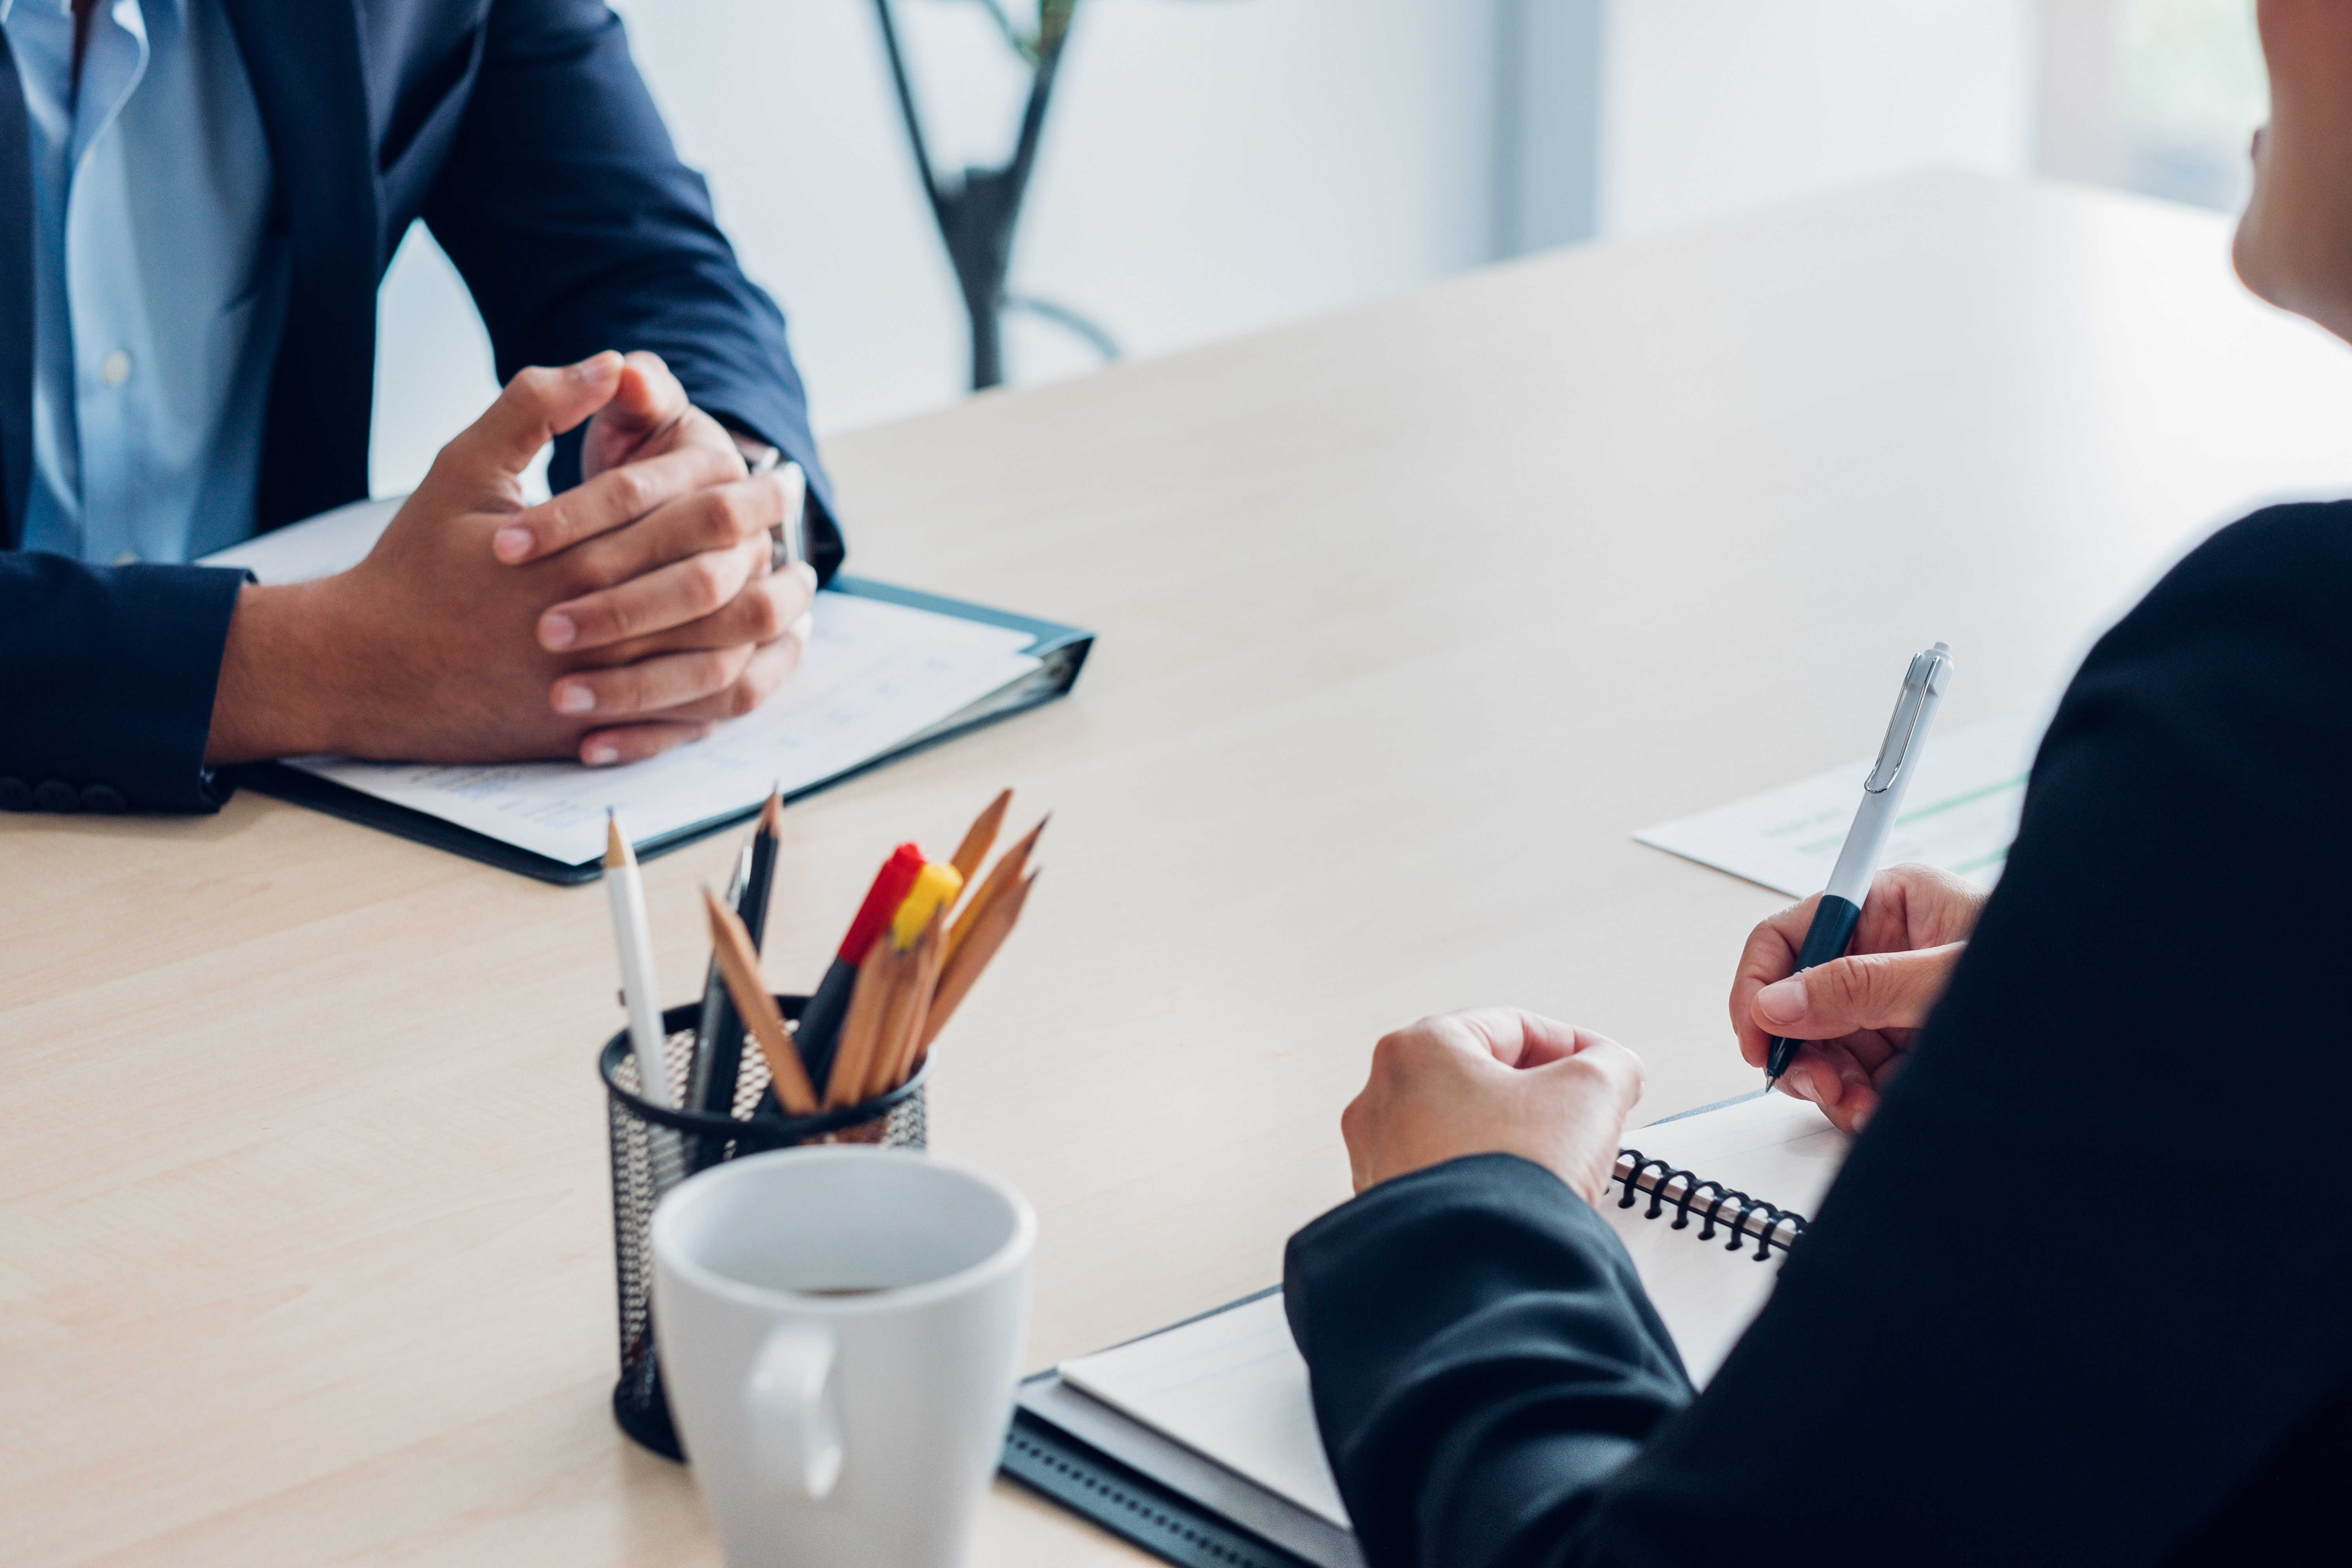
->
[1752,643,1956,1111]
[1733,863,1989,1132]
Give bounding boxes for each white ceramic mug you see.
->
[651,1147,1036,1568]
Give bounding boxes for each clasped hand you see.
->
[208,351,815,767]
[1337,864,1988,1201]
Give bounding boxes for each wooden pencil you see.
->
[948,814,1047,963]
[868,909,947,1100]
[702,889,820,1116]
[820,931,896,1108]
[947,789,1012,890]
[918,867,1037,1055]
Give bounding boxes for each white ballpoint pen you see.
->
[1764,642,1956,1089]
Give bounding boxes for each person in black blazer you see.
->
[1282,7,2352,1563]
[1,0,837,815]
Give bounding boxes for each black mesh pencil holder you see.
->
[600,994,929,1460]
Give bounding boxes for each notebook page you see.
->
[1061,1293,1350,1529]
[1634,711,2040,897]
[1602,1093,1849,1384]
[200,495,1043,865]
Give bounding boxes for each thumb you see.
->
[598,351,687,437]
[1751,943,1964,1038]
[447,353,624,478]
[581,351,690,476]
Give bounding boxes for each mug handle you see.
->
[742,1324,845,1500]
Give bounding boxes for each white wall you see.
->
[370,0,2040,499]
[372,0,1502,496]
[1597,0,2038,240]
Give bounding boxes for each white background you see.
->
[370,0,2043,498]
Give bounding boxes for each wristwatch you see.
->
[728,432,806,573]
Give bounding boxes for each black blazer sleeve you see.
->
[0,555,247,814]
[419,0,846,580]
[1285,501,2352,1568]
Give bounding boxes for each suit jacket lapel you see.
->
[219,0,380,531]
[1,27,33,548]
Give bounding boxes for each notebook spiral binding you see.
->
[1609,1149,1809,1261]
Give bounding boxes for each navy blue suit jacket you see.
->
[0,0,839,815]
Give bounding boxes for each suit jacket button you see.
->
[80,784,129,814]
[34,779,80,813]
[0,777,30,811]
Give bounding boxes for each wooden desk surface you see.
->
[9,173,2352,1566]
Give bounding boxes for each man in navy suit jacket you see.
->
[1,0,838,815]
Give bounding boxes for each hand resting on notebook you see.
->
[1339,1007,1644,1202]
[1730,863,1985,1133]
[205,353,817,769]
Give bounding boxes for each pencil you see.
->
[949,814,1047,963]
[867,908,947,1101]
[919,867,1037,1055]
[702,788,788,1127]
[739,788,786,951]
[797,843,927,1087]
[685,842,753,1132]
[702,887,820,1116]
[821,931,897,1109]
[948,789,1012,889]
[604,814,675,1110]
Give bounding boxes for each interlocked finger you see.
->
[548,639,757,721]
[577,720,723,768]
[492,442,745,564]
[538,534,768,653]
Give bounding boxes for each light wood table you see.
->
[9,172,2352,1566]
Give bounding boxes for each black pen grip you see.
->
[1763,892,1864,1083]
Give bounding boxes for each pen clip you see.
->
[1862,642,1952,793]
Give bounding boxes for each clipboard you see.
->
[241,576,1093,884]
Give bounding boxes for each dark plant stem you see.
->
[871,0,1087,390]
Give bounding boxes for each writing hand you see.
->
[1340,1007,1645,1203]
[1730,863,1988,1132]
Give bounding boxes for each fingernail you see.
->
[555,683,595,714]
[584,743,619,766]
[570,352,619,383]
[1850,1105,1873,1132]
[1789,1068,1821,1105]
[493,526,533,563]
[1757,978,1806,1025]
[539,613,576,650]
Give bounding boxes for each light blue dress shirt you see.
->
[4,0,287,564]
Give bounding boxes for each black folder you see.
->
[241,576,1093,884]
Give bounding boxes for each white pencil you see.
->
[605,813,675,1109]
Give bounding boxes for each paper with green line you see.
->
[1634,712,2040,898]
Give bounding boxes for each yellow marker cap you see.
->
[890,862,964,949]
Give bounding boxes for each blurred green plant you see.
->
[954,0,1078,65]
[877,0,1107,390]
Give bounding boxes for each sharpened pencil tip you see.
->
[603,813,633,869]
[759,786,784,835]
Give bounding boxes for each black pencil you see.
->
[688,789,784,1149]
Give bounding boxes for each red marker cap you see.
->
[837,844,926,964]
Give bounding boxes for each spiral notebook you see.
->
[1002,1092,1849,1568]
